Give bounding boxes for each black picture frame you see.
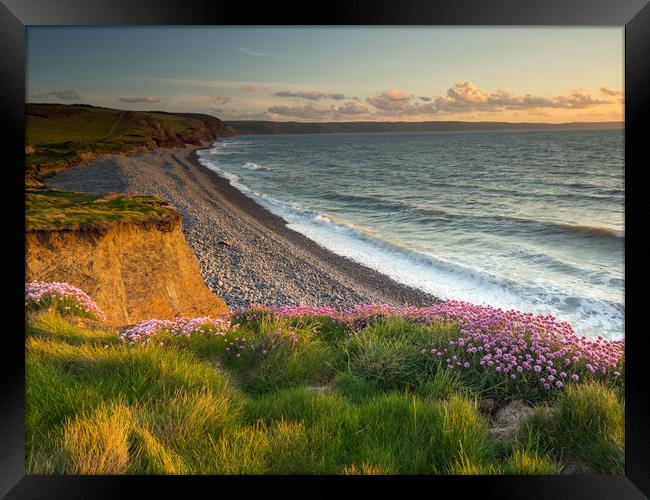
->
[2,0,648,497]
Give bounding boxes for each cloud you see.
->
[366,88,417,112]
[600,86,623,97]
[267,101,370,120]
[237,47,268,57]
[485,88,554,108]
[446,81,491,104]
[241,84,272,92]
[207,94,233,105]
[208,108,269,120]
[551,88,607,109]
[205,106,225,115]
[118,96,161,103]
[30,89,80,101]
[237,47,286,59]
[365,82,615,117]
[338,101,370,114]
[600,86,624,103]
[267,103,332,119]
[274,90,347,101]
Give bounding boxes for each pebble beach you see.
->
[47,143,438,311]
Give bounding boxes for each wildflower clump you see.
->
[25,281,106,321]
[120,316,230,344]
[424,301,624,397]
[237,300,624,398]
[234,305,340,325]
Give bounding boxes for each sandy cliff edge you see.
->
[26,214,229,326]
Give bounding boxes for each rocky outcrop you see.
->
[26,214,229,326]
[488,400,534,440]
[175,112,237,143]
[142,116,186,149]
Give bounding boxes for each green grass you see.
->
[218,316,340,394]
[342,317,462,391]
[25,306,624,475]
[503,446,563,475]
[26,189,177,228]
[519,382,624,474]
[25,104,233,185]
[26,105,196,167]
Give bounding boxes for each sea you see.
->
[197,128,625,340]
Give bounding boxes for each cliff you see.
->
[26,104,236,184]
[26,190,229,326]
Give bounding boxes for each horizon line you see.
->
[25,102,624,127]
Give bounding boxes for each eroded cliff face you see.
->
[26,215,229,326]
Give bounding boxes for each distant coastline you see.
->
[227,119,623,136]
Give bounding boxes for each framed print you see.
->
[1,0,648,497]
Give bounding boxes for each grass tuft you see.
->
[61,400,134,474]
[503,446,563,475]
[553,382,624,473]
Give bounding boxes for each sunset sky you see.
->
[27,27,624,123]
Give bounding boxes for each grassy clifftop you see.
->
[25,103,235,184]
[26,189,178,230]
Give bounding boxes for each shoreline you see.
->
[46,141,439,310]
[186,145,440,306]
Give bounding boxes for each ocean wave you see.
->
[363,180,623,202]
[324,190,414,212]
[410,209,624,241]
[551,222,624,239]
[241,161,268,171]
[477,215,625,240]
[464,185,623,202]
[321,189,623,240]
[216,140,249,148]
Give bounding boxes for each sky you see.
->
[26,27,624,123]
